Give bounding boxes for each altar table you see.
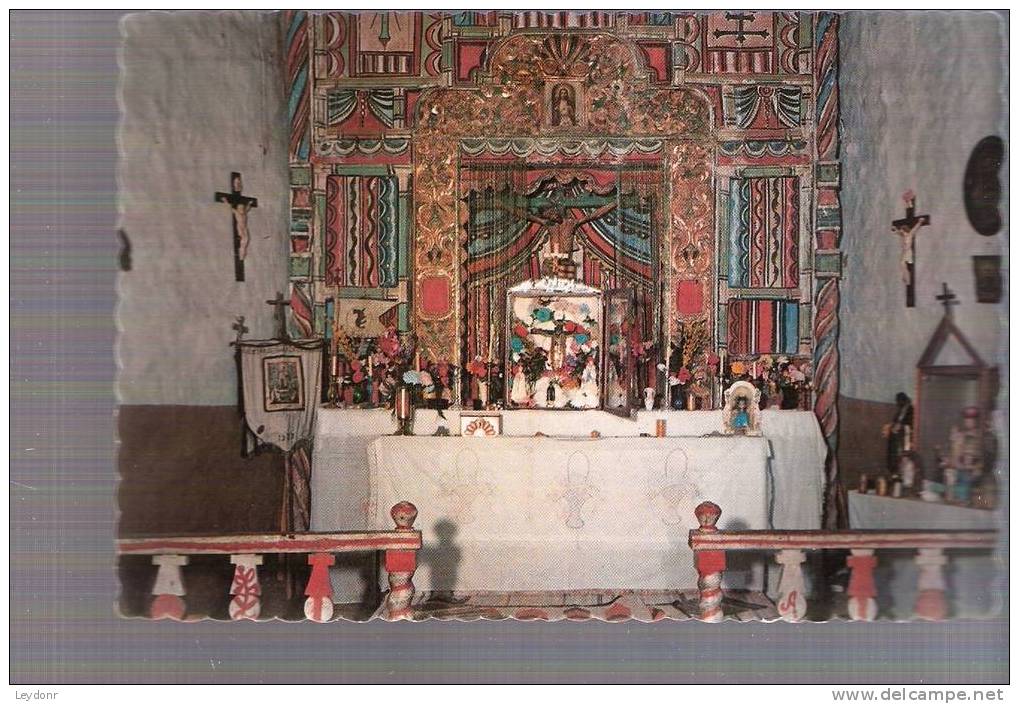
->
[848,491,1003,619]
[364,435,770,592]
[311,409,827,598]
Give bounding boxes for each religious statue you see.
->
[948,407,985,478]
[510,364,529,406]
[881,392,914,474]
[722,380,762,436]
[550,83,578,127]
[577,356,599,408]
[494,200,617,279]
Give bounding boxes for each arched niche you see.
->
[410,31,715,389]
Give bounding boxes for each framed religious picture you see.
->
[972,255,1002,303]
[460,412,502,437]
[506,280,602,410]
[262,355,305,412]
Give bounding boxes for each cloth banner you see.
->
[239,340,323,453]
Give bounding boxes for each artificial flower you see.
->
[677,367,692,384]
[759,355,774,369]
[418,371,434,388]
[533,307,553,322]
[352,370,364,383]
[731,361,747,376]
[706,352,720,367]
[402,370,421,385]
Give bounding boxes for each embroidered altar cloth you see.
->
[365,435,770,592]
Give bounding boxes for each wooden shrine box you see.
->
[504,278,643,414]
[915,306,998,475]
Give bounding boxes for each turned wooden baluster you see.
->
[384,501,419,621]
[228,554,263,621]
[775,549,807,622]
[150,555,188,620]
[913,548,948,621]
[847,549,878,621]
[304,553,335,623]
[693,501,725,623]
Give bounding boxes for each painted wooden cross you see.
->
[713,12,770,43]
[891,191,931,308]
[215,172,258,282]
[266,291,291,341]
[935,282,959,316]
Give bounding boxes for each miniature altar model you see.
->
[506,278,603,410]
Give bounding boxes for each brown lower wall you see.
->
[837,396,898,487]
[117,405,285,536]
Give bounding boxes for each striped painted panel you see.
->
[727,176,800,288]
[324,175,399,288]
[727,299,799,355]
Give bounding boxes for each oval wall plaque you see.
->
[963,136,1005,236]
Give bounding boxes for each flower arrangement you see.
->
[724,354,812,409]
[668,319,717,408]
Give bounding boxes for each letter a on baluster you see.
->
[151,555,188,620]
[304,553,335,623]
[228,554,263,621]
[775,550,807,622]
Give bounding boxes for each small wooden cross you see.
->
[266,291,291,341]
[935,282,959,316]
[891,192,931,308]
[215,172,258,282]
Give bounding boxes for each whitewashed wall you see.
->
[840,11,1008,403]
[116,11,289,405]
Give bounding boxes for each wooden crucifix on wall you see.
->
[890,190,931,308]
[215,172,258,282]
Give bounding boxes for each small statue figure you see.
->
[722,380,762,436]
[948,406,985,477]
[882,392,914,474]
[643,387,656,411]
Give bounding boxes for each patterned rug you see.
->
[391,589,779,622]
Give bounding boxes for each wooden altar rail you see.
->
[117,501,421,623]
[688,501,997,623]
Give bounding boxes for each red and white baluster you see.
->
[150,555,187,620]
[847,549,878,621]
[775,549,807,622]
[913,548,948,621]
[304,553,335,623]
[693,502,725,623]
[228,554,263,621]
[384,501,418,621]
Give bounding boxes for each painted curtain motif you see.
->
[324,174,399,288]
[727,176,800,289]
[727,299,799,356]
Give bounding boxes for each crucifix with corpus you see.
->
[890,190,931,308]
[215,172,258,282]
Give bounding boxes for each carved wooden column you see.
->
[150,555,187,620]
[775,549,807,622]
[847,549,878,621]
[913,548,948,621]
[384,501,419,621]
[228,554,263,621]
[304,553,335,623]
[693,502,725,623]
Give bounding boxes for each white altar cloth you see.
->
[365,435,770,591]
[310,409,827,597]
